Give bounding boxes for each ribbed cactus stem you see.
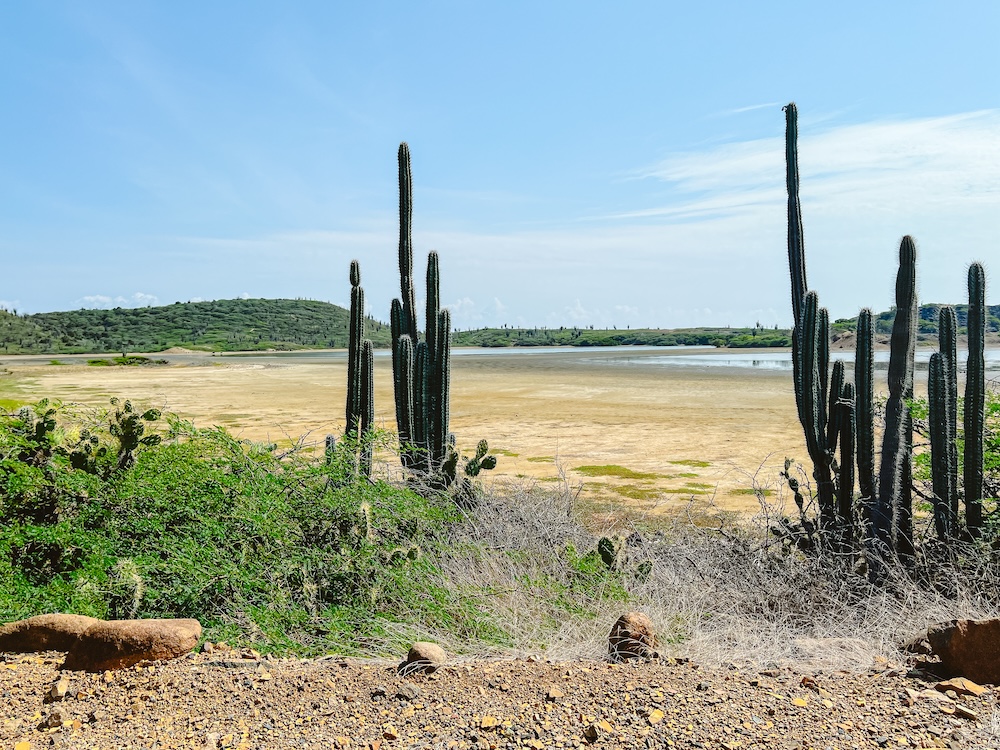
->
[838,380,856,545]
[826,359,844,454]
[360,339,374,477]
[855,309,876,508]
[433,308,452,466]
[876,236,917,558]
[938,305,960,531]
[784,102,808,331]
[964,263,986,535]
[346,261,365,435]
[414,340,428,470]
[426,252,440,371]
[395,334,415,467]
[398,143,417,342]
[928,352,955,540]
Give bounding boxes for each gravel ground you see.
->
[2,648,998,749]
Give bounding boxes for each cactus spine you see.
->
[964,263,987,535]
[390,143,454,481]
[875,236,917,559]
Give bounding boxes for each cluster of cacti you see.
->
[344,260,374,477]
[782,102,990,569]
[785,103,855,547]
[390,143,454,480]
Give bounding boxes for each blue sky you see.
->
[1,2,998,329]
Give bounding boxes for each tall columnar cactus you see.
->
[939,305,959,526]
[390,143,454,480]
[928,305,959,539]
[346,260,365,435]
[875,236,918,559]
[838,380,856,546]
[928,352,956,539]
[345,260,374,477]
[785,103,809,433]
[964,263,987,535]
[854,309,876,513]
[359,339,374,477]
[784,102,808,333]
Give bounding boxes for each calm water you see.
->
[217,345,1000,372]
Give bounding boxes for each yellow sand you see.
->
[0,349,817,516]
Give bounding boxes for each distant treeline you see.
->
[0,298,995,355]
[452,325,791,348]
[0,298,391,354]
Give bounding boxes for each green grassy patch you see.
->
[88,356,168,367]
[730,488,774,497]
[492,448,519,457]
[684,482,713,489]
[608,484,662,501]
[670,459,711,468]
[575,465,662,480]
[527,456,555,463]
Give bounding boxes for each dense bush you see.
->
[0,402,500,654]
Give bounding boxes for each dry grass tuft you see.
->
[435,476,1000,673]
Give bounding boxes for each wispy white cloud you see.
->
[76,292,160,309]
[159,110,1000,330]
[713,102,784,117]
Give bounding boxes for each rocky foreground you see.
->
[2,646,997,750]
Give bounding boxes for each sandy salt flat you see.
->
[0,349,813,517]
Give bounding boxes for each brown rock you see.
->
[608,612,657,660]
[48,676,70,701]
[0,614,101,653]
[399,641,446,674]
[926,619,1000,684]
[935,677,988,697]
[62,618,201,672]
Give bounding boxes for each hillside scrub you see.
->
[3,399,1000,668]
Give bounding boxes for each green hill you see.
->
[832,303,1000,336]
[0,298,391,355]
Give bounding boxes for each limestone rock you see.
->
[608,611,657,660]
[926,619,1000,685]
[399,641,446,674]
[0,614,101,653]
[62,618,201,672]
